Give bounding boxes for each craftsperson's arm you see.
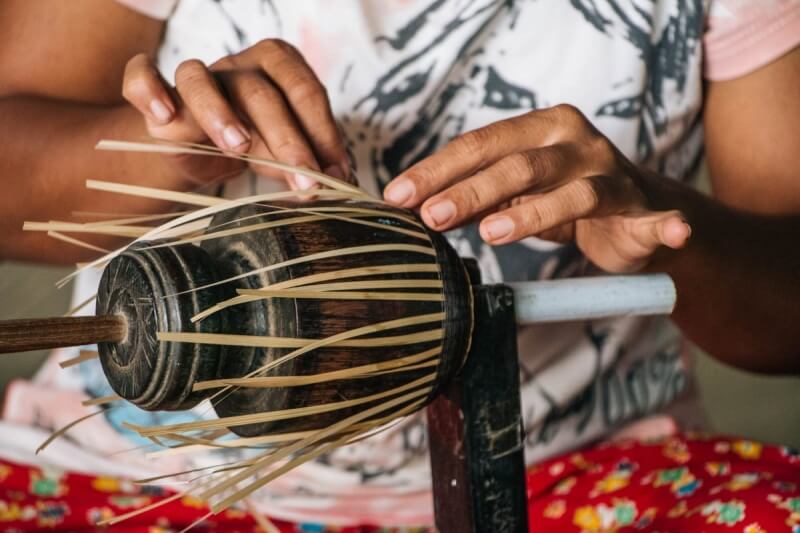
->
[0,1,349,263]
[0,1,174,262]
[383,47,800,374]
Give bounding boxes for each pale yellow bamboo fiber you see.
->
[192,263,440,322]
[36,410,107,454]
[100,492,185,525]
[185,312,443,402]
[236,288,442,302]
[146,211,427,250]
[64,294,97,317]
[82,394,121,407]
[58,349,98,368]
[194,312,442,416]
[78,210,193,226]
[245,499,281,533]
[148,397,426,458]
[162,328,441,351]
[55,187,368,288]
[86,179,225,207]
[96,139,368,198]
[199,386,431,509]
[362,358,440,377]
[47,231,111,254]
[129,373,434,438]
[24,221,149,238]
[163,243,437,299]
[193,346,441,391]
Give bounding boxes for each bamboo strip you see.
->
[64,294,97,317]
[148,397,426,458]
[100,492,185,525]
[362,358,440,377]
[75,210,193,225]
[245,499,280,533]
[191,263,440,322]
[82,394,121,407]
[47,231,111,254]
[193,346,441,391]
[197,313,442,410]
[200,386,431,508]
[236,288,442,302]
[96,139,368,198]
[162,243,437,299]
[24,221,149,238]
[59,349,98,368]
[162,328,441,351]
[36,410,107,454]
[55,187,368,288]
[86,179,225,207]
[130,374,434,437]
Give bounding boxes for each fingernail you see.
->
[683,222,692,238]
[222,125,249,149]
[426,200,456,226]
[384,177,415,206]
[149,100,173,124]
[295,173,318,190]
[324,165,343,179]
[483,217,515,241]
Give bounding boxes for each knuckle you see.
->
[175,59,208,84]
[552,103,588,129]
[572,177,602,211]
[456,128,492,157]
[454,182,482,211]
[256,38,298,57]
[504,152,537,183]
[520,203,546,231]
[287,77,327,107]
[236,75,277,103]
[403,164,437,192]
[121,76,152,102]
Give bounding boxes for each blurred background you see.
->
[1,163,798,448]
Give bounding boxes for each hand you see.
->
[383,104,691,273]
[122,39,351,190]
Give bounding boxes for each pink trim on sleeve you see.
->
[704,0,800,81]
[115,0,177,20]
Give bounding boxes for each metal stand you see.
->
[427,281,529,532]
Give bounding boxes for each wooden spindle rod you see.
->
[0,315,127,354]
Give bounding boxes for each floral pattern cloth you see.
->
[528,433,800,532]
[2,433,798,532]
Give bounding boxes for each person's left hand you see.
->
[383,104,691,273]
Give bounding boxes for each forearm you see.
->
[0,95,189,263]
[644,174,800,374]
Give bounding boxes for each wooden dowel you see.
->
[0,315,126,354]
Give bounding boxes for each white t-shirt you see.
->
[4,0,799,527]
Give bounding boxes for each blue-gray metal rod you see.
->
[508,274,676,325]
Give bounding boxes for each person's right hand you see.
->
[122,39,351,191]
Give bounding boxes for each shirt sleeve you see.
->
[704,0,800,81]
[114,0,177,20]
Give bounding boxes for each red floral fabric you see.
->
[528,433,800,532]
[1,433,799,532]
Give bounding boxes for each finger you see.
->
[122,53,176,125]
[418,144,580,231]
[219,69,321,190]
[479,175,629,244]
[236,40,350,180]
[627,210,691,252]
[384,104,590,208]
[174,59,251,152]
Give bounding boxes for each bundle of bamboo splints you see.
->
[16,138,473,529]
